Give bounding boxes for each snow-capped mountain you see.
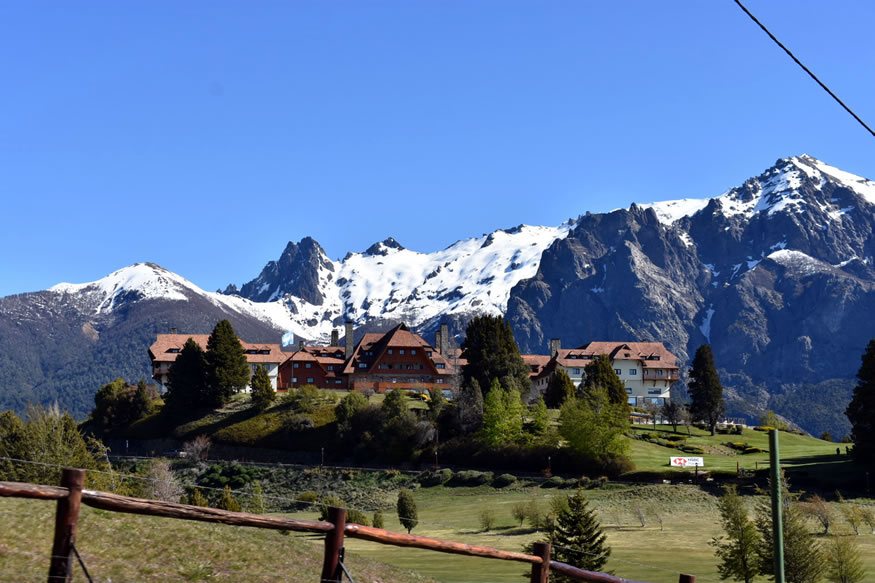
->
[224,222,576,342]
[2,154,873,438]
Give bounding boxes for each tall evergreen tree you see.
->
[165,338,208,410]
[755,476,824,583]
[454,379,484,434]
[581,355,627,408]
[547,488,611,580]
[545,368,576,408]
[711,485,760,583]
[460,315,530,397]
[688,344,725,436]
[205,320,250,407]
[845,339,875,466]
[249,365,275,411]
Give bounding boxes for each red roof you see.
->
[342,323,456,376]
[149,334,286,364]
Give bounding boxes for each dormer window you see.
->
[167,348,180,353]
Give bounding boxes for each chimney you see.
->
[298,339,305,352]
[549,338,561,357]
[440,323,449,357]
[170,327,177,335]
[434,329,442,354]
[331,329,339,347]
[345,322,354,360]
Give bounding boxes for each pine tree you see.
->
[547,488,611,580]
[397,488,418,533]
[166,338,208,410]
[755,476,824,583]
[218,485,241,512]
[824,535,866,583]
[460,315,530,397]
[205,320,250,407]
[455,379,484,434]
[545,368,576,408]
[711,485,760,583]
[529,396,550,435]
[688,344,725,436]
[846,339,875,466]
[188,488,209,507]
[249,365,275,411]
[581,355,627,408]
[249,481,266,514]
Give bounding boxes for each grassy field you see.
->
[0,496,436,583]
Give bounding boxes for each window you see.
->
[335,380,342,384]
[627,397,637,405]
[291,377,297,383]
[167,348,180,353]
[626,387,632,394]
[411,349,416,355]
[392,378,397,383]
[436,378,444,384]
[327,365,334,371]
[358,363,367,369]
[399,349,405,355]
[648,389,663,395]
[305,363,312,368]
[294,363,299,369]
[426,351,432,357]
[646,397,665,406]
[629,369,637,375]
[573,368,580,375]
[436,363,445,369]
[388,349,393,354]
[657,370,664,376]
[307,377,314,383]
[615,369,622,375]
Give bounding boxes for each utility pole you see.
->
[769,429,785,583]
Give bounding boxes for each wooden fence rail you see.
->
[0,469,695,583]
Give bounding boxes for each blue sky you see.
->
[1,1,873,297]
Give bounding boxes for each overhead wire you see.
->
[732,0,875,138]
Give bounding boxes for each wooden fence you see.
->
[0,468,696,583]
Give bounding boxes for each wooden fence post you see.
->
[321,506,346,583]
[678,575,695,583]
[48,468,84,583]
[530,542,551,583]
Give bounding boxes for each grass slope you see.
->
[0,496,435,583]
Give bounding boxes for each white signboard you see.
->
[670,456,704,468]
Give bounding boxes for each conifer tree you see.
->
[824,535,866,583]
[545,368,576,408]
[547,488,611,580]
[711,485,760,583]
[530,396,550,435]
[846,339,875,466]
[205,320,250,407]
[218,485,241,512]
[455,379,484,434]
[581,355,627,408]
[249,481,266,514]
[688,344,725,436]
[397,489,418,533]
[460,315,530,397]
[755,476,824,583]
[249,365,275,411]
[166,338,208,410]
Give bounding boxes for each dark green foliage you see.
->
[460,315,530,397]
[396,488,418,533]
[372,511,385,529]
[199,462,260,490]
[545,368,576,408]
[205,320,250,407]
[285,384,320,413]
[166,338,208,410]
[0,406,112,487]
[546,489,611,579]
[417,468,453,487]
[187,488,209,507]
[335,391,368,428]
[846,339,875,466]
[427,386,446,420]
[249,365,275,411]
[448,470,493,486]
[529,396,550,435]
[492,473,517,488]
[454,379,484,434]
[92,378,156,432]
[346,508,371,526]
[688,344,725,436]
[381,389,408,422]
[756,477,824,583]
[710,485,759,583]
[581,355,627,408]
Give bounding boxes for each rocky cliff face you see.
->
[507,156,875,437]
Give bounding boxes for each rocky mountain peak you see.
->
[363,237,405,257]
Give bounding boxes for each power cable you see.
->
[732,0,875,138]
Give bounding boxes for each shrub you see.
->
[346,508,370,526]
[754,426,774,432]
[479,508,496,531]
[541,476,565,488]
[492,473,517,488]
[417,468,453,487]
[743,447,766,454]
[732,425,744,435]
[681,446,705,454]
[449,470,493,487]
[372,511,384,529]
[287,416,315,432]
